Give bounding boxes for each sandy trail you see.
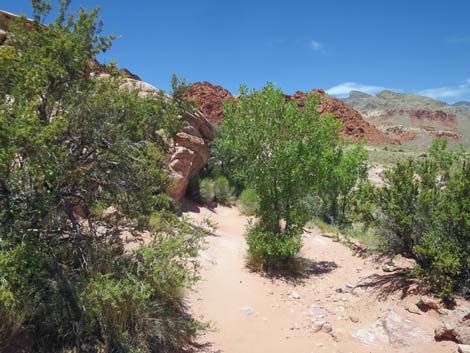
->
[184,202,456,353]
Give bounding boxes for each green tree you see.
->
[0,2,206,352]
[216,84,341,266]
[318,142,368,224]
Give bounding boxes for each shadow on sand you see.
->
[354,269,420,301]
[248,257,338,285]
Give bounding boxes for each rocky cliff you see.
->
[185,81,235,125]
[285,89,396,144]
[118,79,215,201]
[344,90,470,146]
[187,82,396,144]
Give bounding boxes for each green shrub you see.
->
[374,140,470,298]
[379,160,420,256]
[214,175,234,205]
[245,224,302,269]
[199,178,215,205]
[317,143,368,225]
[89,201,108,219]
[0,285,24,349]
[239,188,259,216]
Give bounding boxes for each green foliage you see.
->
[0,1,206,351]
[375,140,470,297]
[215,83,366,266]
[348,180,379,225]
[245,224,302,269]
[317,143,368,224]
[197,176,234,206]
[82,219,206,352]
[199,178,215,205]
[215,83,342,265]
[239,188,259,216]
[214,175,234,205]
[379,159,421,256]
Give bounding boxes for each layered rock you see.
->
[167,110,215,200]
[344,89,470,146]
[119,78,215,201]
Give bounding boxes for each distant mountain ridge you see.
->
[343,90,470,147]
[452,101,470,112]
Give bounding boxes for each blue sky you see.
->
[3,0,470,102]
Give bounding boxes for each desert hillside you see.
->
[344,90,470,148]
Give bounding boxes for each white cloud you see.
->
[326,82,388,97]
[418,79,470,101]
[310,40,324,53]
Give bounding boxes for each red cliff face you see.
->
[285,89,397,144]
[187,82,396,145]
[186,82,235,125]
[188,82,398,144]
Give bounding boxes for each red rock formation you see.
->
[120,78,215,201]
[187,83,396,144]
[186,82,235,125]
[285,89,397,144]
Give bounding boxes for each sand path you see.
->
[184,202,456,353]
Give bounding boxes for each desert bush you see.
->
[245,224,302,269]
[375,140,470,297]
[82,220,206,353]
[239,188,259,216]
[214,175,234,204]
[199,178,215,205]
[379,159,421,256]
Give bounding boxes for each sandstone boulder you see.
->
[115,78,215,201]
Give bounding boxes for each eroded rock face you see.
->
[285,89,397,144]
[186,81,235,125]
[187,82,396,144]
[168,110,215,200]
[344,89,467,145]
[116,78,215,201]
[435,308,470,344]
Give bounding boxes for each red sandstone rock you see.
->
[285,89,397,144]
[186,82,235,125]
[187,82,396,144]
